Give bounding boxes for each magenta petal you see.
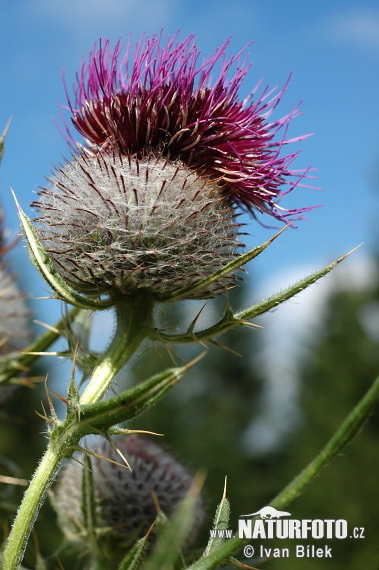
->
[59,33,316,222]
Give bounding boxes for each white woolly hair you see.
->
[33,152,242,300]
[54,436,204,548]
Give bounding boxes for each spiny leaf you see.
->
[236,244,363,323]
[187,374,379,570]
[152,246,362,345]
[203,477,230,557]
[0,306,81,385]
[77,355,204,436]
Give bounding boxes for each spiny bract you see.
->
[33,152,242,299]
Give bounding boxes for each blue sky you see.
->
[1,0,379,315]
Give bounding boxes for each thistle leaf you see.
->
[0,306,80,386]
[187,374,379,570]
[78,357,203,436]
[203,477,230,557]
[153,246,362,345]
[236,246,363,323]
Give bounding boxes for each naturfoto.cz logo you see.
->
[209,506,365,560]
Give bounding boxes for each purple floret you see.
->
[60,32,315,221]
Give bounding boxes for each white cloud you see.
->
[326,8,379,50]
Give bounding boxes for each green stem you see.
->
[2,446,61,570]
[2,295,154,569]
[80,295,153,404]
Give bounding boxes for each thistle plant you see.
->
[0,33,378,570]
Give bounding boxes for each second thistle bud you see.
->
[33,152,241,301]
[53,436,204,559]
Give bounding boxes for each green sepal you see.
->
[12,192,113,311]
[168,224,289,301]
[202,478,230,557]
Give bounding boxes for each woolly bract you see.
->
[33,152,241,300]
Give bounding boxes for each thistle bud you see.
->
[33,152,241,300]
[54,436,204,553]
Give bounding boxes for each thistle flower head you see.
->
[54,436,204,551]
[62,32,311,220]
[33,32,314,301]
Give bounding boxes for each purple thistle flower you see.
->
[61,32,313,221]
[33,32,315,301]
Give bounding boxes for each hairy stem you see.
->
[80,295,153,404]
[2,295,154,569]
[2,446,61,570]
